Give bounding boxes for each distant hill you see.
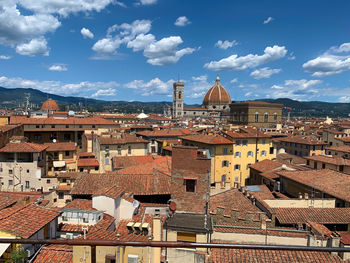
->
[0,86,349,117]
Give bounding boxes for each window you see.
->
[242,140,248,146]
[79,125,83,128]
[269,147,274,154]
[240,112,245,122]
[273,113,278,121]
[105,158,109,165]
[64,134,71,141]
[235,140,241,146]
[80,168,84,172]
[222,160,229,167]
[234,151,241,158]
[65,151,70,157]
[58,192,64,199]
[255,112,259,123]
[306,160,310,166]
[83,218,89,223]
[9,169,12,174]
[65,125,69,128]
[235,176,239,182]
[47,179,51,184]
[128,146,131,155]
[234,164,241,170]
[184,179,196,192]
[312,146,316,151]
[178,91,182,99]
[262,139,266,145]
[0,168,2,172]
[151,146,156,154]
[27,169,29,173]
[264,113,268,123]
[221,174,227,182]
[25,181,30,189]
[8,180,13,186]
[36,125,40,128]
[322,163,326,169]
[261,150,267,156]
[246,163,251,170]
[223,148,228,155]
[51,125,55,128]
[247,151,254,157]
[233,112,237,121]
[34,134,41,141]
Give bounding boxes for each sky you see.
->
[0,0,350,104]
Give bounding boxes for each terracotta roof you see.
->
[98,133,148,145]
[57,185,71,191]
[202,76,231,106]
[210,242,343,263]
[44,142,76,152]
[231,100,284,107]
[64,199,93,210]
[304,155,350,166]
[249,159,282,172]
[274,136,327,145]
[57,172,83,179]
[272,207,350,224]
[0,142,48,153]
[41,99,59,111]
[180,134,233,145]
[223,130,270,139]
[71,174,118,196]
[33,245,72,263]
[0,203,60,238]
[326,145,350,154]
[276,153,307,165]
[337,137,350,142]
[112,155,167,170]
[77,158,99,167]
[307,221,332,238]
[209,188,263,222]
[277,169,350,203]
[10,116,118,126]
[93,185,125,199]
[339,231,350,245]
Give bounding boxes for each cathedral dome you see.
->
[202,76,231,106]
[41,99,59,111]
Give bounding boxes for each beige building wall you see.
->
[263,198,336,208]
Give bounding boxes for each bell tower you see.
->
[172,81,184,118]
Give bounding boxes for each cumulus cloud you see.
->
[339,96,350,102]
[91,88,116,98]
[204,45,287,71]
[0,55,11,60]
[16,38,49,56]
[139,0,157,5]
[0,0,113,56]
[0,76,119,97]
[230,78,238,83]
[81,28,94,39]
[303,43,350,77]
[187,75,212,99]
[93,20,196,65]
[215,40,238,50]
[263,17,274,24]
[125,78,173,96]
[269,79,322,100]
[48,64,67,71]
[174,16,191,27]
[250,67,281,79]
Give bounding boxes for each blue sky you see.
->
[0,0,350,104]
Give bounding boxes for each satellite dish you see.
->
[169,201,176,211]
[132,200,140,208]
[52,139,57,143]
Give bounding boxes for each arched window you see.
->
[233,112,237,121]
[261,150,267,156]
[178,92,181,99]
[247,151,254,157]
[273,112,277,121]
[264,113,268,123]
[241,112,245,122]
[234,164,241,170]
[255,112,259,122]
[235,151,241,158]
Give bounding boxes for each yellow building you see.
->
[181,127,275,187]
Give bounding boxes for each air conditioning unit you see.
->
[141,223,150,235]
[132,222,142,235]
[126,222,134,233]
[128,255,139,263]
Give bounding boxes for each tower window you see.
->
[255,113,259,122]
[184,179,196,192]
[179,92,181,99]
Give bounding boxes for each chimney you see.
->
[330,233,341,256]
[304,193,309,200]
[298,192,303,199]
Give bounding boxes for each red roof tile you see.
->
[180,134,233,145]
[0,142,48,153]
[64,199,93,210]
[98,133,148,145]
[33,245,72,263]
[44,142,76,152]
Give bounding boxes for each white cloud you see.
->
[269,79,322,100]
[144,36,195,66]
[48,64,67,71]
[81,28,94,39]
[263,17,274,24]
[215,40,238,50]
[174,16,191,27]
[330,43,350,53]
[0,55,11,60]
[204,45,287,71]
[0,0,113,56]
[250,67,281,79]
[139,0,157,5]
[93,20,196,65]
[0,75,119,97]
[339,96,350,102]
[91,88,116,98]
[230,78,238,83]
[125,78,173,96]
[115,1,126,7]
[288,52,296,60]
[16,38,49,56]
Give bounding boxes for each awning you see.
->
[0,243,10,256]
[53,161,66,168]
